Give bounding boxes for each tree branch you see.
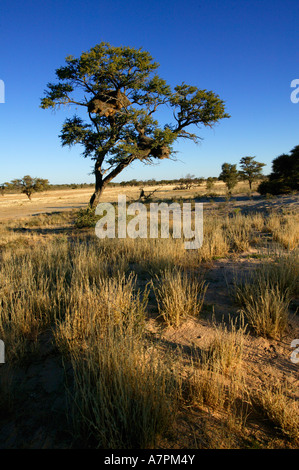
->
[103,156,136,185]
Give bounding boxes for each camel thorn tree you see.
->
[41,42,230,208]
[239,156,265,194]
[10,175,49,200]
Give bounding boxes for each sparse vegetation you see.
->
[0,184,298,449]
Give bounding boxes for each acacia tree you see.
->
[219,163,239,194]
[10,175,49,200]
[239,156,265,193]
[40,43,230,207]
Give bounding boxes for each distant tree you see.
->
[206,177,215,191]
[10,175,50,200]
[219,163,239,194]
[183,173,196,189]
[239,156,265,194]
[174,174,197,190]
[40,42,230,208]
[258,146,299,195]
[146,178,157,186]
[0,182,11,195]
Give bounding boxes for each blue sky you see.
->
[0,0,298,184]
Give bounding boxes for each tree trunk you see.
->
[89,156,136,208]
[89,185,105,208]
[89,167,105,208]
[248,180,253,197]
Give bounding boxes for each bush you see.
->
[74,207,98,228]
[258,180,294,196]
[258,146,299,195]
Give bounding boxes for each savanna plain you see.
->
[0,181,298,449]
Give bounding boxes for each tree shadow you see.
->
[9,226,74,235]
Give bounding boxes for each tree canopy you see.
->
[239,156,265,192]
[10,176,49,200]
[41,42,230,207]
[258,145,299,195]
[219,163,239,194]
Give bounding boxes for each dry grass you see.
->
[233,250,298,338]
[0,190,298,449]
[0,238,131,362]
[177,317,250,442]
[66,330,179,448]
[55,281,178,449]
[253,380,299,442]
[202,316,247,374]
[54,272,148,355]
[238,286,289,339]
[266,211,299,250]
[153,268,208,327]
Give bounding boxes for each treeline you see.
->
[47,183,94,190]
[1,145,297,198]
[108,175,210,188]
[0,180,95,196]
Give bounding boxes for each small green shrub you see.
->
[74,207,98,228]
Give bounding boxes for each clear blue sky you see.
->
[0,0,298,184]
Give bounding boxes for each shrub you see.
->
[258,146,299,195]
[74,207,98,228]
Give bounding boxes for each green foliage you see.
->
[258,146,299,195]
[10,175,49,200]
[219,163,239,193]
[239,156,265,191]
[74,207,99,228]
[41,42,230,206]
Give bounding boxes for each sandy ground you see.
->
[0,186,157,220]
[0,188,92,220]
[1,185,299,221]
